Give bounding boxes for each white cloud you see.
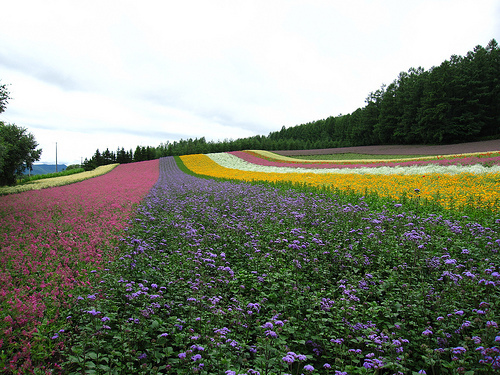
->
[0,0,498,164]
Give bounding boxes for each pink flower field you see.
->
[0,160,159,373]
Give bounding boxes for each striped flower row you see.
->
[180,153,500,211]
[0,164,119,195]
[235,150,500,169]
[207,152,500,175]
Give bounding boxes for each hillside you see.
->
[25,164,67,175]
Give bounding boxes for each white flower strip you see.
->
[206,153,500,175]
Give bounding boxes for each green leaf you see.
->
[87,352,98,360]
[69,355,83,363]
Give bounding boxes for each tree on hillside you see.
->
[0,81,10,114]
[0,122,42,185]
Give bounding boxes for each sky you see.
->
[0,0,499,165]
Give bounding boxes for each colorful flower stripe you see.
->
[247,149,500,165]
[210,152,500,175]
[233,150,500,169]
[0,164,119,196]
[0,160,159,373]
[180,154,500,211]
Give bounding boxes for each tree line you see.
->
[266,39,500,148]
[83,38,499,168]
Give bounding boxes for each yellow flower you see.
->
[180,154,500,211]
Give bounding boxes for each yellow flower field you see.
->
[180,154,500,211]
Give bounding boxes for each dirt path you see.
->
[273,139,500,156]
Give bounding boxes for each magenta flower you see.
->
[0,160,159,372]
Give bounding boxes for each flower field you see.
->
[0,164,120,196]
[2,149,500,374]
[180,152,500,212]
[0,160,159,373]
[234,150,500,167]
[50,155,500,374]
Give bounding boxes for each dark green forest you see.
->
[84,39,500,169]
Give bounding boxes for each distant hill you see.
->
[25,164,67,175]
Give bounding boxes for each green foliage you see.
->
[0,80,10,114]
[0,122,42,186]
[66,164,82,171]
[18,167,85,184]
[83,146,155,170]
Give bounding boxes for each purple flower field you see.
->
[54,157,499,374]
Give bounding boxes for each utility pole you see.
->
[55,142,58,173]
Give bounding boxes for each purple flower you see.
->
[138,353,147,360]
[303,364,314,372]
[191,354,202,361]
[178,352,187,359]
[323,363,331,369]
[282,355,295,364]
[265,330,277,338]
[451,346,466,355]
[422,329,433,336]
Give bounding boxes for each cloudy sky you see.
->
[0,0,498,165]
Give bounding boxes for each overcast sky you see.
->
[0,0,499,165]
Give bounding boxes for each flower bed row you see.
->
[0,160,159,373]
[233,151,500,169]
[246,150,500,166]
[55,156,500,374]
[0,164,119,196]
[180,154,500,211]
[212,152,500,174]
